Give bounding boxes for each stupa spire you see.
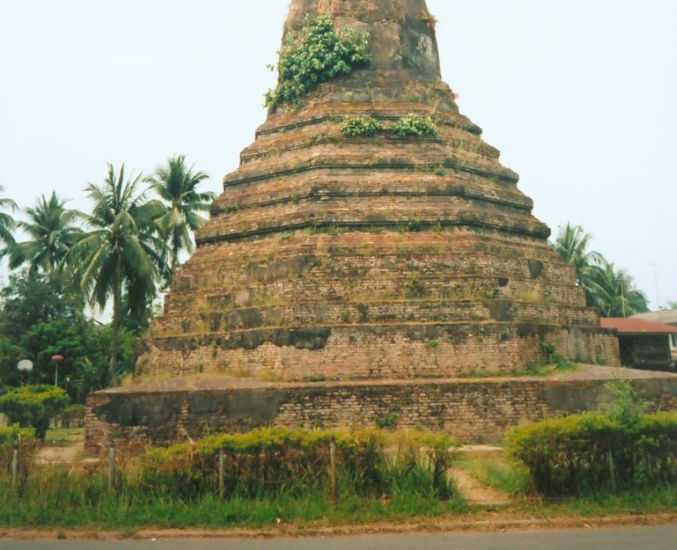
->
[273,0,455,112]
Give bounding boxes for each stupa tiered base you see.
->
[86,366,677,452]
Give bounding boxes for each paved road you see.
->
[1,525,676,550]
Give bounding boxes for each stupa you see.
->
[138,0,618,380]
[86,0,676,451]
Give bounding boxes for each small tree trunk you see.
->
[110,263,122,387]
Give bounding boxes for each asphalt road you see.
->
[1,525,676,550]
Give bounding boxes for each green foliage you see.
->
[600,380,651,425]
[552,223,649,316]
[0,184,17,255]
[8,192,82,275]
[265,15,371,110]
[0,425,37,476]
[146,155,215,280]
[340,116,383,137]
[391,115,438,137]
[459,455,530,496]
[55,404,87,428]
[506,410,677,496]
[0,270,134,396]
[0,424,35,445]
[0,385,70,440]
[70,164,170,385]
[0,270,84,341]
[141,427,459,501]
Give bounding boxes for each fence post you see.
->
[218,447,225,499]
[608,446,617,493]
[11,442,19,491]
[329,439,337,503]
[108,440,116,496]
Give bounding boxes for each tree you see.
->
[0,184,17,256]
[0,270,83,340]
[668,301,677,310]
[553,223,650,317]
[146,155,214,279]
[552,223,601,303]
[9,192,82,274]
[69,164,168,385]
[0,385,70,440]
[585,258,649,317]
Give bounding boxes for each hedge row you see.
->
[506,412,677,495]
[142,427,458,500]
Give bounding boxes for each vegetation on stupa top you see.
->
[0,156,215,396]
[340,114,439,138]
[265,14,371,110]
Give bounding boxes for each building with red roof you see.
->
[601,317,677,372]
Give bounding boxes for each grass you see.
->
[44,427,84,447]
[537,487,677,517]
[0,479,467,528]
[1,433,674,530]
[457,453,530,495]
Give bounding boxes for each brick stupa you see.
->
[86,0,677,452]
[137,0,618,381]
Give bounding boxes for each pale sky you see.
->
[1,0,675,307]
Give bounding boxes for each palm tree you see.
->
[586,258,649,317]
[552,223,604,306]
[69,164,169,385]
[9,192,82,274]
[553,224,601,280]
[146,155,214,278]
[0,185,18,256]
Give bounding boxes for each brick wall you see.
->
[85,373,676,453]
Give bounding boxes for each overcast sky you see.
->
[1,0,675,308]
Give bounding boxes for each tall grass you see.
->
[0,427,466,528]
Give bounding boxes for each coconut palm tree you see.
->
[146,155,214,279]
[9,192,82,274]
[553,223,606,306]
[69,164,169,385]
[553,224,601,281]
[585,258,649,317]
[0,185,17,256]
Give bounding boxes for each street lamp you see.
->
[51,354,64,387]
[17,359,33,386]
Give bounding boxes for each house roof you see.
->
[601,317,677,335]
[632,309,677,325]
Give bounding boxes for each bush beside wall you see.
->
[506,411,677,496]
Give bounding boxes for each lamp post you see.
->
[51,354,64,387]
[17,359,33,386]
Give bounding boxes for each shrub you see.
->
[141,427,459,501]
[340,116,383,137]
[391,115,438,137]
[265,15,371,110]
[506,411,677,496]
[55,404,87,428]
[0,385,70,440]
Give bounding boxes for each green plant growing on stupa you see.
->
[265,15,371,110]
[391,115,438,137]
[340,116,383,137]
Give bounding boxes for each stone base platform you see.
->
[85,366,677,454]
